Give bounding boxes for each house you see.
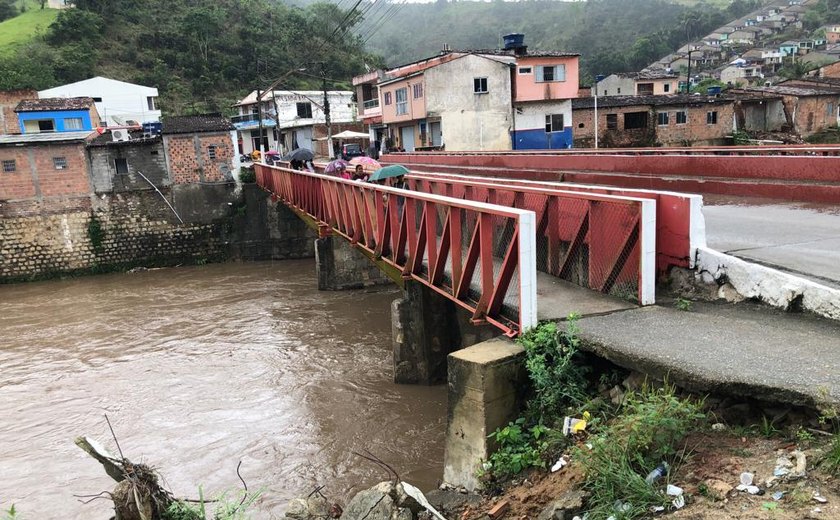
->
[780,41,800,56]
[571,94,738,148]
[720,64,763,85]
[818,59,840,78]
[86,130,168,193]
[730,86,840,136]
[825,25,840,45]
[0,89,37,134]
[730,28,762,44]
[356,36,581,152]
[232,90,361,157]
[0,131,94,215]
[160,114,238,184]
[353,70,386,148]
[15,97,101,134]
[598,70,679,97]
[38,77,161,127]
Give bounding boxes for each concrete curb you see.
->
[695,246,840,322]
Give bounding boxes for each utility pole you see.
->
[594,75,604,149]
[322,65,334,159]
[686,50,694,94]
[256,88,265,163]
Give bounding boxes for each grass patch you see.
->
[821,432,840,476]
[577,384,705,519]
[806,126,840,145]
[0,5,58,57]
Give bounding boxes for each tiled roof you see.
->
[571,93,762,110]
[161,114,234,135]
[0,131,94,145]
[15,97,95,112]
[88,129,162,147]
[734,85,840,96]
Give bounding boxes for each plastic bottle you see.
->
[645,462,669,484]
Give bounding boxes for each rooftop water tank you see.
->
[503,33,525,50]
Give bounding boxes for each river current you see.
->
[0,261,446,519]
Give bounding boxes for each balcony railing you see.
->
[363,98,380,110]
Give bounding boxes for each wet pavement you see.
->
[0,261,445,519]
[703,197,840,288]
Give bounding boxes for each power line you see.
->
[361,0,407,46]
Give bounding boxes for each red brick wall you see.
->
[821,61,840,78]
[0,142,89,200]
[792,94,840,136]
[165,132,235,184]
[0,90,37,134]
[573,102,735,147]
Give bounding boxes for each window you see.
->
[828,103,835,117]
[37,119,55,132]
[537,65,565,82]
[296,102,313,119]
[518,66,532,75]
[53,156,67,170]
[150,150,158,156]
[208,145,217,160]
[637,83,654,96]
[545,114,565,133]
[664,83,671,93]
[92,97,103,102]
[64,117,84,130]
[115,158,129,174]
[606,114,618,130]
[617,88,621,94]
[384,91,392,105]
[473,77,488,94]
[413,83,423,99]
[2,159,15,173]
[707,111,718,124]
[676,111,687,124]
[624,111,649,129]
[657,112,669,126]
[395,87,408,115]
[147,96,158,111]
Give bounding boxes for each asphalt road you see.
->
[702,197,840,288]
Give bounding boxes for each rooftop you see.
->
[733,85,840,96]
[0,131,94,146]
[161,114,235,135]
[571,93,776,110]
[88,129,161,147]
[15,97,95,112]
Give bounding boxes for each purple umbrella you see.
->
[324,159,349,175]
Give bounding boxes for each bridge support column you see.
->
[314,236,392,291]
[443,337,527,491]
[391,281,497,385]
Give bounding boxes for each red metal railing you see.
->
[256,164,538,336]
[403,175,657,305]
[387,145,840,157]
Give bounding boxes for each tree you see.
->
[0,0,17,22]
[47,9,104,45]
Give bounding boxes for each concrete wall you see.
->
[739,100,787,131]
[315,236,391,290]
[87,138,169,193]
[514,55,579,102]
[597,75,635,97]
[425,55,513,151]
[513,100,573,149]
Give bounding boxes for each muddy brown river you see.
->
[0,261,446,519]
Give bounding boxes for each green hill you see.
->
[0,4,58,57]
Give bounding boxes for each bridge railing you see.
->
[386,145,840,157]
[405,174,657,306]
[256,164,538,337]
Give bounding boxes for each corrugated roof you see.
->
[15,97,95,112]
[0,131,94,145]
[161,114,234,134]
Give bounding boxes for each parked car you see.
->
[341,143,364,161]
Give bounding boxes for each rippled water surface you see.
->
[0,261,446,519]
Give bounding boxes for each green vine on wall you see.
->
[87,212,105,252]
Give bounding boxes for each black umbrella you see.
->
[283,148,314,162]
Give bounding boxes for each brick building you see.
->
[572,95,738,147]
[0,90,37,134]
[161,114,238,184]
[731,86,840,137]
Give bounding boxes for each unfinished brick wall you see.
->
[164,132,235,184]
[573,102,735,147]
[0,90,37,134]
[820,61,840,78]
[791,95,840,136]
[0,142,90,201]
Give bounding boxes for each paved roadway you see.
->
[702,196,840,288]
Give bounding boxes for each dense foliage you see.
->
[362,0,761,82]
[0,0,381,114]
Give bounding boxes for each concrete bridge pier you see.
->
[391,281,497,385]
[314,236,392,290]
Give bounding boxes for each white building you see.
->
[38,76,161,127]
[233,90,357,156]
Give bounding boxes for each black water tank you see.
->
[503,33,525,50]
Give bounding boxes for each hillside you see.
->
[0,2,58,57]
[359,0,761,81]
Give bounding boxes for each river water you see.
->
[0,261,446,519]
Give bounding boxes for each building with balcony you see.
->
[233,90,360,157]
